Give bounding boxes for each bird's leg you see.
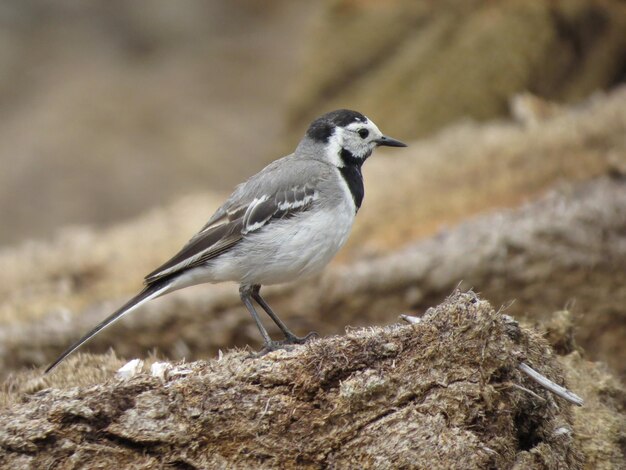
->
[239,285,280,351]
[251,285,317,345]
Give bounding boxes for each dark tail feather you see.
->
[44,280,173,374]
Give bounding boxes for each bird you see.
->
[45,109,407,373]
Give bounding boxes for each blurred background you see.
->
[1,1,625,380]
[0,0,318,246]
[3,0,624,246]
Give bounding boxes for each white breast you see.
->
[191,198,355,287]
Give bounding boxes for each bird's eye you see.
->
[358,129,369,139]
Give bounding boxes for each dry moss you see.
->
[0,292,598,469]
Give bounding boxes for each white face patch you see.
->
[323,117,384,167]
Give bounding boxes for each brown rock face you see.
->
[4,292,623,469]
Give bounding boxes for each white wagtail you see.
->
[45,109,406,373]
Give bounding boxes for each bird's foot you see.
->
[283,331,318,345]
[249,332,318,358]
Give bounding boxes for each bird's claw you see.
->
[248,331,318,358]
[283,330,318,345]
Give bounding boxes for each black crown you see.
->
[306,109,367,143]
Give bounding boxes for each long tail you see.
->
[45,280,173,374]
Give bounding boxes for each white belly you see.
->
[175,202,355,288]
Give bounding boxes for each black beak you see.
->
[376,135,407,147]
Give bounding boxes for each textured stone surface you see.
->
[5,293,618,469]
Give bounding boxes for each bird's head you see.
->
[304,109,407,168]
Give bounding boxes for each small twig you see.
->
[518,362,584,406]
[258,398,272,421]
[506,382,547,403]
[400,314,422,325]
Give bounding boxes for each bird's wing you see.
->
[144,175,320,284]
